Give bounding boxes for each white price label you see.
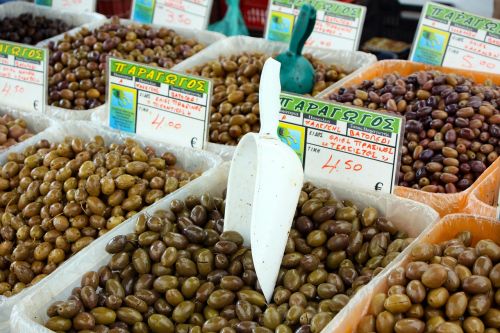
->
[410,2,500,74]
[131,0,213,30]
[264,0,366,51]
[35,0,96,12]
[278,93,404,194]
[107,58,212,149]
[0,41,47,113]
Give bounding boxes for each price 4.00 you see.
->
[151,114,182,130]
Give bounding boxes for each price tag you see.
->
[410,2,500,74]
[0,41,47,114]
[264,0,366,51]
[131,0,213,30]
[278,93,404,193]
[107,58,211,149]
[35,0,96,12]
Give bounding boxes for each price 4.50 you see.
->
[321,154,363,173]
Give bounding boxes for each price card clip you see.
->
[224,58,304,303]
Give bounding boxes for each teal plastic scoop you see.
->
[275,4,316,94]
[208,0,249,36]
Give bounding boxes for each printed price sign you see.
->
[131,0,213,30]
[35,0,96,12]
[0,41,47,113]
[278,93,404,193]
[107,58,212,149]
[410,2,500,74]
[264,0,366,51]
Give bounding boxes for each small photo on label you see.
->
[278,123,305,163]
[413,26,450,66]
[35,0,53,6]
[133,0,156,24]
[268,12,295,43]
[109,85,137,133]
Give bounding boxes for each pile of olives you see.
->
[47,17,207,110]
[44,183,414,333]
[0,114,35,151]
[190,53,348,145]
[0,13,72,45]
[357,231,500,333]
[327,71,500,193]
[0,135,198,296]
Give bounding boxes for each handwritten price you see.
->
[321,154,363,174]
[151,114,182,130]
[1,83,24,96]
[461,54,496,71]
[61,0,83,6]
[165,10,192,26]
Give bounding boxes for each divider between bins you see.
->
[321,213,500,333]
[0,108,56,160]
[464,158,500,219]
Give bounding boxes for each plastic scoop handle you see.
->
[289,4,317,56]
[259,59,282,138]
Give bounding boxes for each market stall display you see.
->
[321,214,500,333]
[0,2,105,45]
[0,121,220,329]
[0,1,497,332]
[319,60,500,215]
[10,165,439,332]
[171,36,376,155]
[38,17,224,120]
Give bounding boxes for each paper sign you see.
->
[107,58,212,149]
[35,0,96,12]
[410,2,500,74]
[264,0,366,51]
[278,93,404,193]
[0,41,47,114]
[131,0,213,30]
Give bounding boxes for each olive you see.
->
[327,70,500,192]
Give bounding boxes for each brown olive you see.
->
[197,52,349,145]
[48,17,207,110]
[358,233,500,333]
[43,185,414,332]
[0,135,193,297]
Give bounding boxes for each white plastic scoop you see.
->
[224,58,304,303]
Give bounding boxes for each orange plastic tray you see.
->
[323,213,500,333]
[464,158,499,219]
[324,60,500,217]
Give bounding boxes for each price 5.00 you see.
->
[321,154,363,174]
[165,10,192,26]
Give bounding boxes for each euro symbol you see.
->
[191,137,197,148]
[33,100,39,111]
[374,182,383,191]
